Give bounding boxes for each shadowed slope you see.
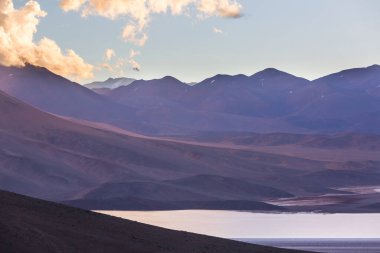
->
[0,190,310,253]
[0,65,147,132]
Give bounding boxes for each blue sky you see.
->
[14,0,380,83]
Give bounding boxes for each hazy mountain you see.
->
[104,65,380,134]
[1,190,306,253]
[2,64,380,135]
[85,77,136,90]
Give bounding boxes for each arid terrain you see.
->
[1,74,380,212]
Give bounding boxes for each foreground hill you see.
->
[0,190,309,253]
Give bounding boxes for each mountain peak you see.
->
[367,64,380,70]
[251,68,291,79]
[161,76,182,83]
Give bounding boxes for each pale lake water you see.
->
[97,210,380,253]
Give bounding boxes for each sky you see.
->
[4,0,380,84]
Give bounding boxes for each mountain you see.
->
[3,64,380,135]
[288,65,380,132]
[107,76,190,107]
[0,65,135,121]
[181,69,310,117]
[103,65,380,134]
[85,77,136,89]
[314,64,380,93]
[0,190,307,253]
[85,77,136,94]
[0,65,163,133]
[104,71,309,135]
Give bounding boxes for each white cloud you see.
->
[0,0,94,80]
[100,62,113,72]
[129,49,140,58]
[213,27,223,34]
[60,0,85,11]
[60,0,242,46]
[104,48,115,61]
[122,24,148,46]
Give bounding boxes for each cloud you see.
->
[0,0,94,80]
[99,57,127,76]
[213,27,223,34]
[129,49,140,58]
[122,24,148,46]
[198,0,242,18]
[100,62,113,72]
[60,0,242,46]
[104,48,115,61]
[60,0,85,11]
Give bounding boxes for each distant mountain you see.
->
[314,64,380,93]
[103,71,310,135]
[107,76,190,107]
[1,190,303,253]
[288,65,380,131]
[85,77,136,90]
[2,64,380,135]
[182,69,310,117]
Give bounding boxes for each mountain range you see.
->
[85,77,136,94]
[0,64,380,212]
[3,64,380,136]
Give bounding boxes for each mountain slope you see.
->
[1,88,380,212]
[0,65,139,130]
[0,90,305,206]
[288,65,380,132]
[0,190,308,253]
[181,69,310,117]
[107,76,189,108]
[3,65,380,135]
[104,70,310,134]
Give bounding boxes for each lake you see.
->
[97,210,380,252]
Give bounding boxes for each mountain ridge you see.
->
[2,64,380,135]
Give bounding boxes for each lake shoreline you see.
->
[96,210,380,239]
